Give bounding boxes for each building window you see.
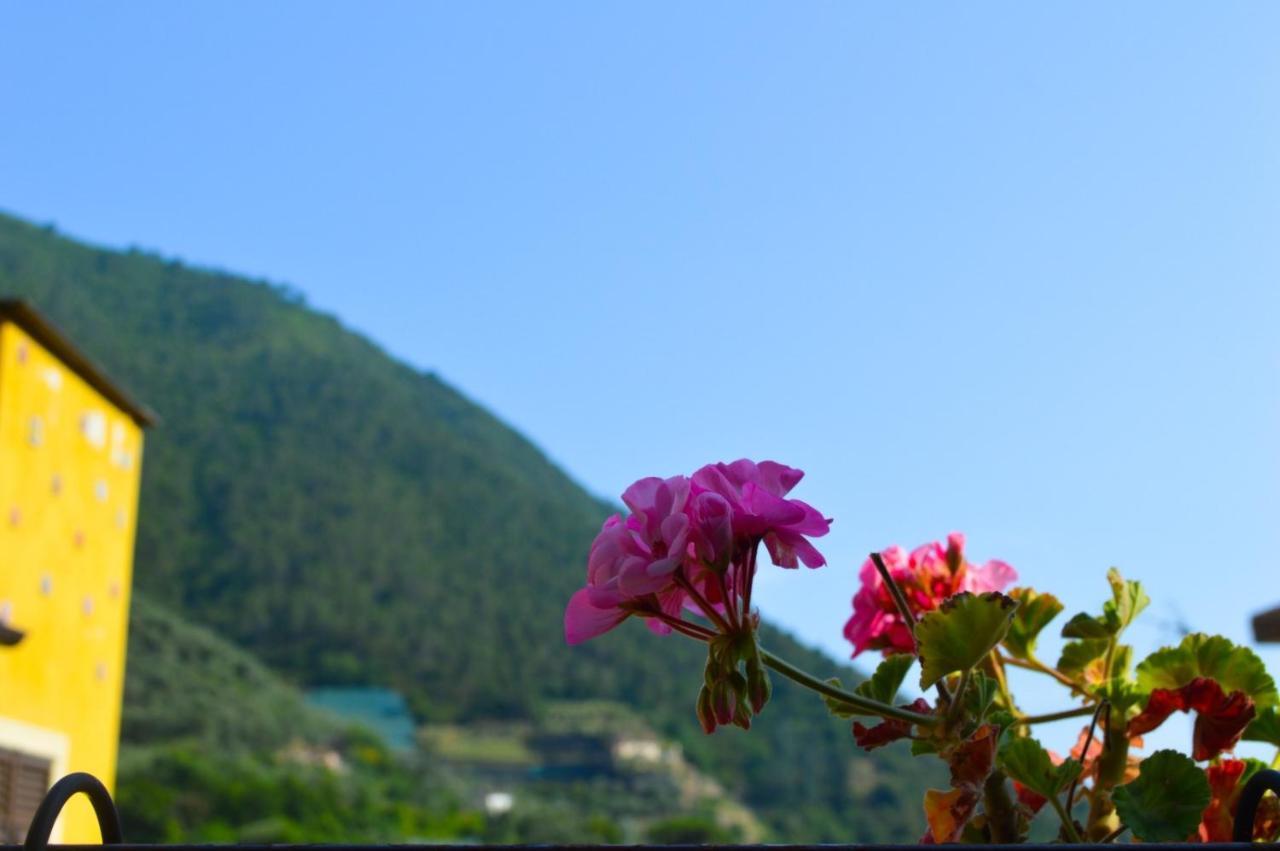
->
[0,746,51,842]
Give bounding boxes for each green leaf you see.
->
[911,738,939,756]
[823,655,916,718]
[963,672,999,722]
[998,736,1081,799]
[1060,568,1149,640]
[856,654,915,705]
[1002,588,1063,660]
[916,592,1018,689]
[1112,750,1210,842]
[1244,706,1280,747]
[1109,644,1133,680]
[822,677,856,718]
[1103,567,1149,634]
[1136,633,1277,709]
[1057,639,1109,676]
[1099,677,1146,713]
[987,709,1017,731]
[1061,612,1113,639]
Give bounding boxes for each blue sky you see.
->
[3,3,1280,748]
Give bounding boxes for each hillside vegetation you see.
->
[0,212,935,841]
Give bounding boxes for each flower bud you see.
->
[712,680,735,726]
[732,701,752,730]
[695,685,717,734]
[746,659,772,715]
[945,531,965,575]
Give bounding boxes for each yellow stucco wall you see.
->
[0,321,144,842]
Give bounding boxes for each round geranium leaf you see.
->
[1003,587,1063,660]
[1136,633,1277,710]
[1112,749,1211,842]
[998,735,1080,798]
[916,592,1018,689]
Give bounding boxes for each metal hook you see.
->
[23,772,123,850]
[1234,767,1280,842]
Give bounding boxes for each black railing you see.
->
[11,770,1280,849]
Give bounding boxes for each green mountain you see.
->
[0,211,934,841]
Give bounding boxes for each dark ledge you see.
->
[0,623,24,646]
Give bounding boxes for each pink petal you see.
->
[565,588,627,644]
[964,559,1018,593]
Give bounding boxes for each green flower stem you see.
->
[986,651,1016,712]
[999,653,1083,691]
[1085,711,1129,841]
[870,551,952,704]
[947,667,972,725]
[674,574,733,634]
[983,770,1019,844]
[1011,705,1096,726]
[870,551,919,648]
[759,648,939,726]
[1048,791,1085,844]
[1066,701,1108,813]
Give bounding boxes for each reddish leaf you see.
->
[1196,759,1280,843]
[1013,780,1048,815]
[1198,759,1246,842]
[852,698,932,751]
[949,724,998,787]
[1128,677,1256,761]
[924,786,981,844]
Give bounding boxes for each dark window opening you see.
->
[0,746,51,843]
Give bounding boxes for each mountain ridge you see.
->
[0,210,934,841]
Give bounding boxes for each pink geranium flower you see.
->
[843,533,1017,658]
[565,460,832,647]
[691,459,831,568]
[565,475,692,644]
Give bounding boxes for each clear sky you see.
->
[3,3,1280,748]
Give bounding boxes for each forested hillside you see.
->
[0,212,935,841]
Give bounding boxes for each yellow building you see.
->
[0,301,153,843]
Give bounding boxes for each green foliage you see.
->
[1245,706,1280,747]
[824,654,914,718]
[1060,568,1148,639]
[1136,633,1277,709]
[122,592,341,749]
[962,673,998,722]
[116,743,478,844]
[1056,639,1108,676]
[646,814,743,844]
[915,592,1017,688]
[997,736,1080,800]
[1001,588,1062,660]
[0,213,938,843]
[1111,750,1210,842]
[857,653,915,705]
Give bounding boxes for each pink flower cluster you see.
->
[843,532,1017,657]
[565,460,831,645]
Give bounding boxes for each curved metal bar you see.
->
[23,772,123,850]
[1234,767,1280,842]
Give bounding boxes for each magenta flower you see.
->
[691,459,831,568]
[843,533,1017,658]
[566,460,833,648]
[564,475,692,645]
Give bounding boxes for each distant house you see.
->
[306,686,417,752]
[0,301,154,843]
[1254,606,1280,643]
